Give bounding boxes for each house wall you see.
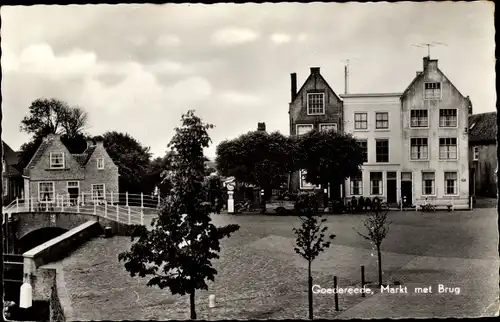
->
[27,137,119,203]
[289,67,343,192]
[470,142,497,198]
[342,94,403,203]
[401,58,469,208]
[82,143,119,197]
[29,137,85,202]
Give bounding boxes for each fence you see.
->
[3,192,165,226]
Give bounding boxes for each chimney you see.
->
[290,73,297,102]
[310,67,320,74]
[86,139,95,149]
[416,71,423,76]
[344,64,349,94]
[257,122,266,132]
[423,56,429,70]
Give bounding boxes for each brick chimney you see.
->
[257,122,266,132]
[310,67,320,74]
[423,57,438,71]
[290,73,297,102]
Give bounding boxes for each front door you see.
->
[67,181,80,205]
[386,172,397,204]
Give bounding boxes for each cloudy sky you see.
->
[1,2,495,159]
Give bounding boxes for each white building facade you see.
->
[341,93,404,206]
[400,57,470,209]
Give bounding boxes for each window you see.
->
[473,146,479,161]
[439,109,457,127]
[375,139,389,163]
[422,172,435,195]
[39,182,55,202]
[439,138,458,160]
[50,152,65,169]
[296,124,313,136]
[319,123,337,132]
[375,112,389,129]
[97,158,105,169]
[350,172,363,195]
[410,110,428,128]
[357,140,368,163]
[354,113,368,130]
[444,172,458,195]
[424,82,441,100]
[410,138,428,160]
[91,184,106,201]
[307,93,325,115]
[67,181,79,189]
[299,170,319,190]
[370,172,383,195]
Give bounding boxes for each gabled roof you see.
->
[469,112,497,143]
[23,135,98,176]
[72,146,97,166]
[293,70,341,103]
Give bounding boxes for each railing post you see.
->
[128,206,131,224]
[61,196,65,212]
[77,197,80,213]
[81,191,85,206]
[67,193,70,207]
[45,202,48,212]
[111,191,114,205]
[105,202,108,218]
[126,192,129,207]
[30,198,34,212]
[94,202,97,215]
[16,198,19,213]
[157,193,161,208]
[140,209,144,226]
[141,192,144,209]
[116,203,119,221]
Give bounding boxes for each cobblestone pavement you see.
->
[59,208,498,320]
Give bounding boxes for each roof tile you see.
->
[469,112,497,143]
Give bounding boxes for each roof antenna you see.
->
[341,58,359,94]
[411,41,448,59]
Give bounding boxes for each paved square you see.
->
[57,208,499,319]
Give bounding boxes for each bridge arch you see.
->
[18,227,68,254]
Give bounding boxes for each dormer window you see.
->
[50,152,65,169]
[97,158,104,170]
[424,82,441,100]
[307,93,325,115]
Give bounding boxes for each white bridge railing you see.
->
[3,192,165,226]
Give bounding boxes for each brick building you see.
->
[468,111,497,198]
[23,134,119,206]
[2,140,23,204]
[288,67,343,199]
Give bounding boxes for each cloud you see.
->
[211,27,259,46]
[270,33,292,44]
[219,91,261,106]
[156,34,181,47]
[297,33,308,42]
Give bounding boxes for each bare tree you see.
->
[354,209,392,286]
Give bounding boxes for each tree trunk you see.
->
[190,290,196,319]
[377,246,383,287]
[308,261,313,320]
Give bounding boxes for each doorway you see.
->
[67,181,80,206]
[386,172,397,204]
[401,172,412,207]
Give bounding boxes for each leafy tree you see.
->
[143,151,176,195]
[354,209,392,286]
[296,130,364,202]
[216,131,295,207]
[101,131,152,194]
[18,98,90,168]
[118,110,240,319]
[293,192,336,320]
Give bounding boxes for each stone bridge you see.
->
[9,212,139,253]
